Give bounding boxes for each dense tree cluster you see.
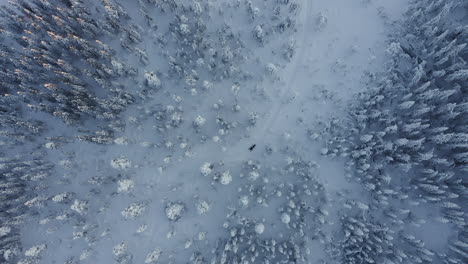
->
[324,0,468,263]
[0,154,53,263]
[0,0,134,126]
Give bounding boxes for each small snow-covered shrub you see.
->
[281,212,291,224]
[52,192,74,203]
[200,162,213,176]
[121,203,146,219]
[70,200,89,215]
[111,157,132,170]
[144,71,161,89]
[193,115,206,127]
[219,170,232,185]
[113,242,128,257]
[145,248,162,263]
[117,179,135,193]
[24,244,46,257]
[254,223,265,234]
[196,200,211,215]
[165,202,185,221]
[315,12,328,31]
[0,226,12,237]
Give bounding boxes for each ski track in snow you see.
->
[204,0,313,164]
[252,0,312,145]
[195,0,409,182]
[169,0,313,171]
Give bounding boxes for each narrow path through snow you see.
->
[209,0,313,164]
[254,0,313,140]
[198,0,408,168]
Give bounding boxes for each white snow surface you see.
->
[16,0,412,263]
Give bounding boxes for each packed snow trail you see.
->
[195,0,409,170]
[184,0,313,164]
[252,0,312,145]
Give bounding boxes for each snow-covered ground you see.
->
[21,1,407,263]
[2,0,466,263]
